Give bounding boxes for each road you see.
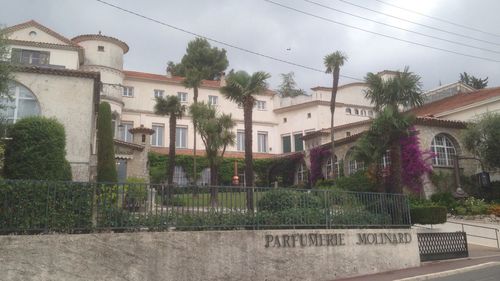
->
[429,264,500,281]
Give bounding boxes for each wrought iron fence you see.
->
[0,180,411,234]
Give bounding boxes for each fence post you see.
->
[91,184,97,229]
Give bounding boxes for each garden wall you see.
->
[0,229,420,281]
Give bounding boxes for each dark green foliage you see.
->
[257,189,322,212]
[97,102,117,182]
[148,152,301,187]
[430,192,458,212]
[0,180,92,232]
[277,72,305,97]
[462,113,500,169]
[4,116,72,180]
[167,38,229,81]
[410,206,447,225]
[316,171,377,192]
[257,189,297,212]
[459,72,488,89]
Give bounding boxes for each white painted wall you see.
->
[7,44,79,69]
[13,72,97,181]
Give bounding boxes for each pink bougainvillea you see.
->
[309,146,331,185]
[400,128,434,192]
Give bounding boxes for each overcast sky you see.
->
[2,0,499,92]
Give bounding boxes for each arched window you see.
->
[380,150,391,169]
[361,110,366,116]
[0,81,40,123]
[431,134,457,167]
[345,108,352,114]
[324,155,339,179]
[354,109,359,115]
[296,162,308,184]
[346,149,365,175]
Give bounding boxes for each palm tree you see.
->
[324,51,348,172]
[183,69,204,184]
[154,96,185,197]
[190,102,235,206]
[364,66,423,193]
[220,70,270,210]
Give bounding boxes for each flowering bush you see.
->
[400,128,434,192]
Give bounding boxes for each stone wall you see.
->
[0,229,420,281]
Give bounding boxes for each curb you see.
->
[394,261,500,281]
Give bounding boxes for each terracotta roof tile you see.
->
[72,34,129,54]
[410,87,500,117]
[311,82,366,91]
[123,70,221,88]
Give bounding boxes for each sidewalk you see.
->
[336,244,500,281]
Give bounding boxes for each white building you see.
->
[3,20,498,186]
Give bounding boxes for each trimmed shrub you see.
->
[257,189,297,212]
[410,206,447,225]
[97,102,117,182]
[0,181,92,232]
[4,116,72,180]
[430,192,458,212]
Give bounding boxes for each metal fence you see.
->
[417,232,469,261]
[0,180,411,234]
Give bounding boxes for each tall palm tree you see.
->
[220,70,270,210]
[154,96,185,193]
[364,66,423,193]
[183,69,203,185]
[324,51,348,173]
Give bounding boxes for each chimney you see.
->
[220,71,226,87]
[166,65,172,78]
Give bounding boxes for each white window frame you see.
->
[154,89,164,98]
[348,159,365,175]
[0,82,41,123]
[208,95,218,106]
[325,156,339,179]
[431,134,457,167]
[176,126,188,148]
[123,86,134,97]
[296,163,308,184]
[255,100,267,110]
[151,124,165,147]
[120,121,134,142]
[236,130,245,151]
[257,131,268,153]
[177,92,188,103]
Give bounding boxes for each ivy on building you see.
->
[149,152,304,187]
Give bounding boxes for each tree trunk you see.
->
[330,67,340,166]
[193,86,198,186]
[390,139,403,193]
[243,101,254,211]
[167,115,177,200]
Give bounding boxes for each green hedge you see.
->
[0,181,92,232]
[4,116,72,181]
[410,206,447,225]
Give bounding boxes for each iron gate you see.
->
[417,232,469,261]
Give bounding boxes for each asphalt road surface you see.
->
[429,264,500,281]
